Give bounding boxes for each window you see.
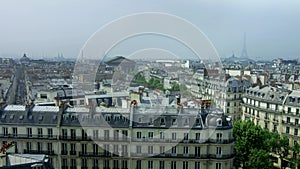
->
[62,143,67,154]
[195,162,201,169]
[82,129,88,140]
[172,132,177,140]
[159,131,165,140]
[148,146,153,155]
[136,160,141,169]
[288,107,291,114]
[148,131,153,139]
[171,146,177,155]
[93,159,99,169]
[71,129,76,139]
[137,131,142,139]
[183,146,189,155]
[81,144,87,154]
[104,130,109,140]
[47,143,53,153]
[160,118,165,125]
[148,160,153,169]
[37,142,42,152]
[82,159,87,168]
[27,128,32,137]
[195,147,201,157]
[286,127,290,134]
[172,118,177,125]
[114,130,119,141]
[122,145,128,156]
[216,163,222,169]
[62,158,68,169]
[71,159,76,169]
[80,100,84,105]
[171,161,176,169]
[104,160,109,169]
[296,119,299,125]
[38,128,43,138]
[104,144,110,156]
[183,161,188,169]
[216,133,222,142]
[113,160,118,169]
[48,128,53,138]
[295,129,298,136]
[12,127,17,137]
[159,161,164,169]
[136,145,141,154]
[273,125,277,132]
[122,130,128,141]
[93,144,98,155]
[159,146,165,154]
[93,129,98,139]
[183,133,189,141]
[216,147,222,156]
[26,142,32,151]
[196,133,201,141]
[287,117,291,123]
[3,127,8,136]
[113,145,119,155]
[70,143,76,155]
[62,129,67,139]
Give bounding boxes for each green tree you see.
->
[269,133,290,169]
[134,72,146,84]
[233,120,273,168]
[290,142,300,169]
[248,149,273,169]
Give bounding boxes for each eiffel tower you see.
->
[240,33,249,58]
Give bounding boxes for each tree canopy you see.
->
[233,120,297,169]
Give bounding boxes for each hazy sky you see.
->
[0,0,299,60]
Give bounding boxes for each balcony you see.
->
[79,152,111,157]
[70,151,77,155]
[208,154,235,159]
[0,134,57,140]
[24,149,55,155]
[208,138,235,144]
[61,150,68,155]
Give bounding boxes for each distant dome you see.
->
[20,53,30,62]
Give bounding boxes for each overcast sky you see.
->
[0,0,299,60]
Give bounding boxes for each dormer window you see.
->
[19,115,24,120]
[38,115,43,121]
[105,115,111,122]
[172,118,177,125]
[63,114,70,120]
[28,115,33,120]
[217,118,222,127]
[160,118,165,125]
[1,114,6,119]
[114,115,120,121]
[10,114,14,120]
[148,118,153,126]
[289,97,295,102]
[184,118,189,126]
[195,118,201,126]
[270,94,274,99]
[52,115,57,121]
[71,114,78,121]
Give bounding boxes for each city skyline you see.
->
[0,0,300,60]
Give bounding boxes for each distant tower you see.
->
[240,33,249,58]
